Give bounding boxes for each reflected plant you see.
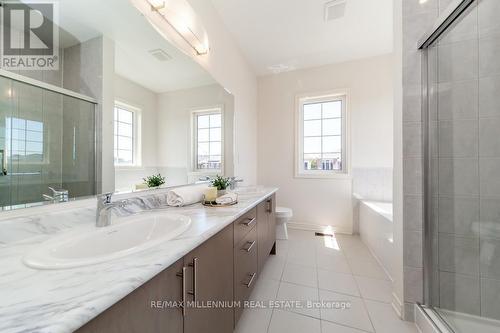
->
[143,174,166,188]
[210,175,231,191]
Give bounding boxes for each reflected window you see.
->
[6,117,44,162]
[193,108,223,171]
[114,103,140,166]
[296,94,347,177]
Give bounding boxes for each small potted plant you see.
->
[143,174,166,189]
[210,175,231,196]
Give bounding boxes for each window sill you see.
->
[294,171,352,180]
[115,165,144,170]
[188,170,222,176]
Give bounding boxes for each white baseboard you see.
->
[287,222,352,235]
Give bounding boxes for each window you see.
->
[114,103,140,166]
[6,117,44,163]
[193,108,223,171]
[296,93,347,177]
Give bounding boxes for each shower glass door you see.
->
[424,0,500,332]
[0,75,96,208]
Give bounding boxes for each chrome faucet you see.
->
[43,187,69,203]
[229,177,243,190]
[96,193,128,227]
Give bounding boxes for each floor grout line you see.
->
[242,231,414,333]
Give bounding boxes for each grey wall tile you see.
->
[480,238,500,279]
[438,80,478,120]
[404,195,424,231]
[438,196,479,236]
[405,230,423,268]
[438,120,478,158]
[479,158,500,197]
[438,158,479,196]
[404,0,438,17]
[403,85,423,122]
[438,234,480,275]
[439,271,480,315]
[404,158,423,195]
[438,39,478,83]
[478,0,500,37]
[403,52,423,86]
[480,198,500,240]
[481,278,500,320]
[479,36,500,77]
[404,122,423,157]
[479,75,500,118]
[404,266,424,303]
[479,118,500,157]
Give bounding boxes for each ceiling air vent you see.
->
[148,49,172,62]
[324,0,346,22]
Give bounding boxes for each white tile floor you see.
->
[235,229,418,333]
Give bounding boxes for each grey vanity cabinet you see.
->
[74,195,276,333]
[183,224,234,333]
[76,259,184,333]
[257,194,277,275]
[233,221,258,323]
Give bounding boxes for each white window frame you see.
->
[190,106,224,174]
[113,101,142,168]
[5,116,48,165]
[295,91,350,179]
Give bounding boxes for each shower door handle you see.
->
[0,149,6,176]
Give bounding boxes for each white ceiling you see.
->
[48,0,215,93]
[210,0,394,76]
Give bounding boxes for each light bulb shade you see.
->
[132,0,209,56]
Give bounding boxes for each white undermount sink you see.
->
[23,212,191,270]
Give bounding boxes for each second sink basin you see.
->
[23,212,191,270]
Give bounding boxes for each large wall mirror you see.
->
[0,0,234,210]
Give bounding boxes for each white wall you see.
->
[114,75,159,167]
[257,54,394,233]
[184,0,258,184]
[114,75,160,192]
[157,84,235,185]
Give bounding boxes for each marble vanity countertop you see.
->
[0,186,278,333]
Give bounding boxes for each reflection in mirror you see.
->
[0,0,234,209]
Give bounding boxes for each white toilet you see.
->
[275,206,292,240]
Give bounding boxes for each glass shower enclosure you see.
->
[0,75,97,208]
[420,0,500,332]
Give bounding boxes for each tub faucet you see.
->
[96,193,128,227]
[43,187,69,203]
[229,177,243,190]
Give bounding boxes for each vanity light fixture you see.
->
[135,0,209,55]
[149,0,165,10]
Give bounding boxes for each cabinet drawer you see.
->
[234,226,258,323]
[233,207,257,246]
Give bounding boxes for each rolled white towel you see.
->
[215,192,238,205]
[167,185,207,207]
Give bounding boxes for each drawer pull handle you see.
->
[266,199,272,213]
[188,258,198,302]
[241,217,256,227]
[242,240,256,252]
[176,267,188,317]
[244,272,257,288]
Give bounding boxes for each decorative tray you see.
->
[202,193,238,207]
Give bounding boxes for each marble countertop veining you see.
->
[0,186,278,333]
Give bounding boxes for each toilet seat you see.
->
[276,206,293,219]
